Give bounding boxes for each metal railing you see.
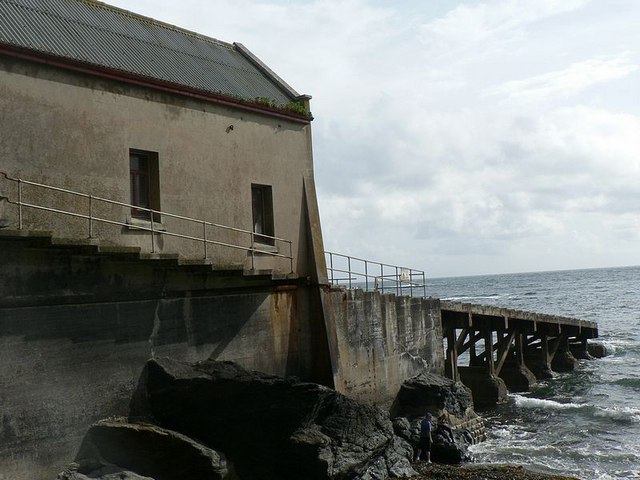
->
[0,171,293,273]
[325,251,426,298]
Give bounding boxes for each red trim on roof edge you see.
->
[0,44,312,124]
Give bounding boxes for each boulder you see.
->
[390,372,474,420]
[129,357,416,480]
[57,466,154,480]
[57,419,230,480]
[390,373,484,464]
[587,341,611,358]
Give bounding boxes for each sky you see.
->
[109,0,640,278]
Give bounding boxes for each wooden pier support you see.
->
[440,301,598,406]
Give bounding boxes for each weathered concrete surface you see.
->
[321,289,444,404]
[0,237,329,480]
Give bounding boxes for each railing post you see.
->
[365,260,369,291]
[329,253,334,285]
[410,269,413,298]
[380,263,384,294]
[88,195,94,238]
[396,266,399,296]
[250,232,255,271]
[150,212,155,253]
[202,220,207,259]
[288,241,293,274]
[18,179,23,229]
[348,256,352,289]
[422,272,426,298]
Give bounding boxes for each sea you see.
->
[427,265,640,480]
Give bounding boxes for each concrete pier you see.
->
[441,301,598,406]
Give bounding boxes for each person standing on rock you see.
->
[415,412,433,463]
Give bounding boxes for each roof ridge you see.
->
[76,0,235,49]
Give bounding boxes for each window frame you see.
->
[251,184,275,246]
[129,149,160,222]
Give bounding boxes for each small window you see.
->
[130,149,160,221]
[251,184,274,245]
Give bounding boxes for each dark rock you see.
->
[523,355,555,380]
[130,357,416,480]
[499,365,537,392]
[551,349,579,372]
[390,373,484,465]
[57,464,154,480]
[458,368,508,407]
[587,341,610,358]
[57,419,229,480]
[390,372,473,420]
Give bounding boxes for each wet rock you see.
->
[587,341,611,358]
[130,357,416,480]
[57,419,229,480]
[57,467,153,480]
[551,349,579,372]
[390,372,474,420]
[499,364,537,392]
[390,373,483,464]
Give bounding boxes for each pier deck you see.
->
[440,301,599,405]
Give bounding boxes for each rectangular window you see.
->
[130,149,160,221]
[251,184,274,245]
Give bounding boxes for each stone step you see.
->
[50,237,101,254]
[0,229,296,283]
[0,228,54,246]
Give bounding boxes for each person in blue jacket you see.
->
[414,412,433,463]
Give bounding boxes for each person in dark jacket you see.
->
[414,412,433,463]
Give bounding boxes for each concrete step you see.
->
[50,237,101,254]
[0,229,297,283]
[97,245,142,260]
[0,228,54,246]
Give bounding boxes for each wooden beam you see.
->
[495,329,517,376]
[484,328,495,374]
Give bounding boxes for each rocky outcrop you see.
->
[126,357,416,480]
[390,373,484,464]
[57,419,230,480]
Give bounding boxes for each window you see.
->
[251,184,274,245]
[129,149,160,221]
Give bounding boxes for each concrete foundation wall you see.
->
[0,56,314,275]
[0,239,327,480]
[322,289,445,404]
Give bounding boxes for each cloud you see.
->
[418,0,589,57]
[485,55,639,102]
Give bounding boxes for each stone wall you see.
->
[321,289,445,404]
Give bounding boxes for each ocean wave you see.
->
[611,377,640,390]
[513,394,640,423]
[593,405,640,423]
[442,294,502,301]
[512,394,584,411]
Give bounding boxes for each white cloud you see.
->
[485,55,639,102]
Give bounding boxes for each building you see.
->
[0,0,322,278]
[0,0,333,477]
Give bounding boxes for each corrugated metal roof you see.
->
[0,0,299,106]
